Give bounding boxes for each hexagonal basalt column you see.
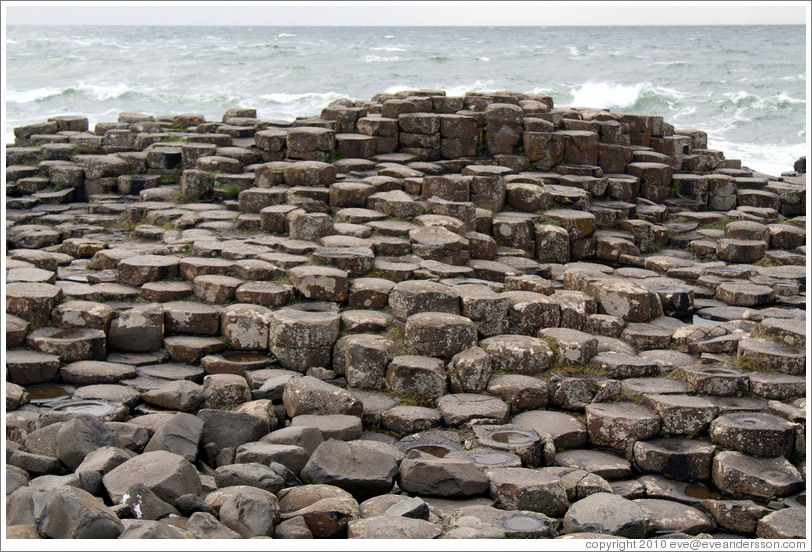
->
[404,312,477,360]
[585,402,661,458]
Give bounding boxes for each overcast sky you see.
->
[3,1,809,26]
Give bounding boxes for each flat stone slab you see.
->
[436,394,510,427]
[512,410,587,450]
[712,451,804,499]
[555,450,633,480]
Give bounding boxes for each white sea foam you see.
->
[567,82,646,109]
[277,33,296,38]
[371,46,407,52]
[707,137,807,177]
[5,87,65,103]
[478,57,490,62]
[364,55,401,63]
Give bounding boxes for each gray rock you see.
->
[120,482,179,520]
[273,515,314,539]
[143,412,204,463]
[443,505,553,538]
[709,411,795,458]
[447,346,493,393]
[103,450,202,504]
[290,414,363,441]
[186,512,241,539]
[436,393,510,427]
[301,439,398,500]
[348,516,441,538]
[118,519,192,539]
[33,486,124,538]
[56,416,122,470]
[214,462,286,494]
[756,507,806,539]
[219,485,280,538]
[398,451,490,497]
[712,451,804,499]
[633,498,714,536]
[283,375,363,417]
[235,441,310,476]
[487,467,569,516]
[141,380,204,411]
[281,495,359,537]
[563,492,647,538]
[198,408,270,461]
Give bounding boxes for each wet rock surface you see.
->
[4,92,806,541]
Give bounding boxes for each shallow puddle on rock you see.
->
[469,451,512,465]
[683,484,723,500]
[491,431,532,445]
[692,315,724,325]
[411,445,450,458]
[503,515,543,531]
[27,383,75,404]
[49,329,86,339]
[51,400,117,417]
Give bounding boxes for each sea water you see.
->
[5,25,807,176]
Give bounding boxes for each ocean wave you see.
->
[653,60,686,67]
[566,82,641,109]
[364,55,402,63]
[6,82,136,103]
[719,90,805,110]
[258,92,348,104]
[371,46,407,52]
[567,45,580,56]
[277,33,296,38]
[706,137,807,177]
[478,57,490,62]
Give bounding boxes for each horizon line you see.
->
[6,22,806,27]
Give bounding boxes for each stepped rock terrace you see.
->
[4,89,807,541]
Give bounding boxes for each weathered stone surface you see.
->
[385,355,448,401]
[480,334,554,375]
[563,493,646,538]
[644,394,719,436]
[436,393,510,427]
[633,498,714,536]
[103,450,202,504]
[633,439,716,482]
[399,451,490,497]
[709,412,795,458]
[447,346,493,393]
[33,486,124,539]
[56,416,122,470]
[348,516,442,539]
[585,402,661,456]
[712,451,804,499]
[404,312,478,359]
[27,327,107,362]
[301,439,398,500]
[283,375,363,417]
[143,412,204,462]
[538,327,599,365]
[5,350,61,385]
[756,507,806,539]
[487,467,569,516]
[290,414,363,442]
[218,486,280,538]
